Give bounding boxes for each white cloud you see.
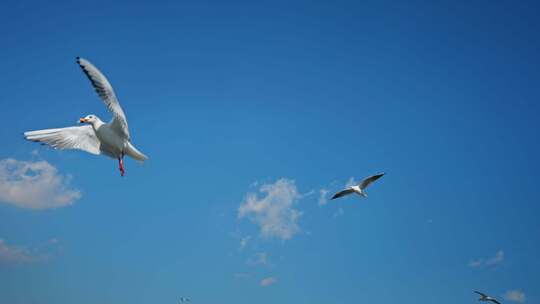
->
[318,188,329,206]
[469,250,504,267]
[0,158,81,210]
[247,252,268,266]
[0,239,40,264]
[260,277,277,287]
[238,178,302,240]
[485,250,504,265]
[504,290,526,303]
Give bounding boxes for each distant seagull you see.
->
[24,57,148,176]
[331,173,384,200]
[179,297,191,302]
[475,291,501,304]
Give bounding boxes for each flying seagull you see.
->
[24,57,148,176]
[475,291,501,304]
[179,297,191,302]
[331,173,384,200]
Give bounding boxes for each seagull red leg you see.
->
[118,157,125,177]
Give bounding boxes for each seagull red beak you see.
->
[79,118,88,123]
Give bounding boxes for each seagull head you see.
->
[79,114,100,124]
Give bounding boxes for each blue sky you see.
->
[1,0,539,303]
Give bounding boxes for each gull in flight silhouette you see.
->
[475,291,501,304]
[331,173,385,200]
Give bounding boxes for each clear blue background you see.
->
[1,0,539,303]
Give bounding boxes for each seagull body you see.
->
[179,297,191,302]
[475,291,501,304]
[24,57,147,176]
[331,173,384,200]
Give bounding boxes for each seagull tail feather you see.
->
[125,142,148,162]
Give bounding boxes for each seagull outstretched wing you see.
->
[331,188,355,200]
[475,291,487,297]
[358,173,385,190]
[76,57,130,139]
[24,125,101,155]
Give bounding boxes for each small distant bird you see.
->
[179,297,191,302]
[331,173,384,200]
[24,57,148,176]
[475,291,501,304]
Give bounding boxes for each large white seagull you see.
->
[24,57,148,176]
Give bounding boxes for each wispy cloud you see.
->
[0,158,80,210]
[260,277,277,287]
[239,236,251,250]
[0,239,42,264]
[504,290,526,303]
[238,178,302,240]
[318,188,329,206]
[249,181,259,188]
[469,259,483,267]
[469,250,504,267]
[247,252,268,266]
[345,177,356,188]
[300,189,315,198]
[485,250,504,265]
